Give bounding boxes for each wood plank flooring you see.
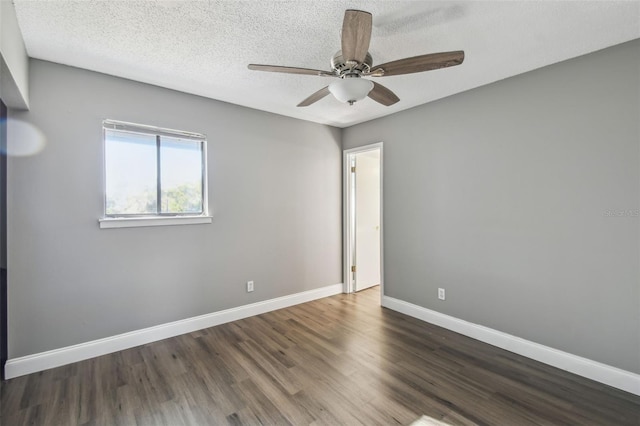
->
[1,287,639,425]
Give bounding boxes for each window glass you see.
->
[103,121,207,218]
[160,137,203,214]
[105,130,158,215]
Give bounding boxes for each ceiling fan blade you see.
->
[369,51,465,77]
[297,86,331,107]
[368,82,400,106]
[341,10,372,64]
[248,64,335,77]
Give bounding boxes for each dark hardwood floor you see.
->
[1,287,639,425]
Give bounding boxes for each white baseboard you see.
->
[5,283,343,379]
[382,295,640,396]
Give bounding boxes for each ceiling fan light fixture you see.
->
[328,77,374,105]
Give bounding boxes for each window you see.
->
[99,120,211,228]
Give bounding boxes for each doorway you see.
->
[343,143,383,294]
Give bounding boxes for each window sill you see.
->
[98,215,213,229]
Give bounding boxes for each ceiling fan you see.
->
[248,9,464,107]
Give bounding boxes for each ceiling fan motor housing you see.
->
[331,50,373,76]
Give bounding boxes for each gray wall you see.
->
[344,39,640,374]
[7,59,342,358]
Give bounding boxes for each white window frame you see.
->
[98,119,212,229]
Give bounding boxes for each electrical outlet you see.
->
[247,281,254,292]
[438,288,445,300]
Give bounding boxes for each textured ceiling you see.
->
[12,0,640,128]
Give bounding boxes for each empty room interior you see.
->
[0,1,639,425]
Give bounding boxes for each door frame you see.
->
[343,142,384,296]
[0,98,6,380]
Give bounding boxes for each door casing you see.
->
[0,98,7,380]
[343,142,384,296]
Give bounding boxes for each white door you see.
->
[354,150,381,291]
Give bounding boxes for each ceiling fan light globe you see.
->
[328,78,374,104]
